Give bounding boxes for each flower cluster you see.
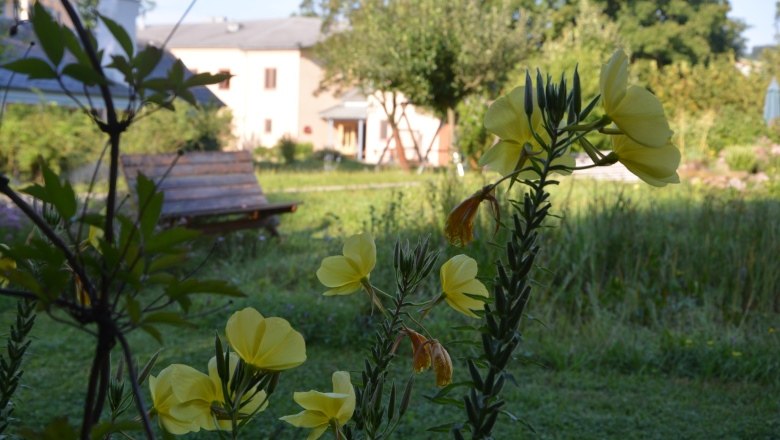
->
[477,49,680,188]
[149,307,306,435]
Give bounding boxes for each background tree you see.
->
[518,0,745,67]
[316,0,532,168]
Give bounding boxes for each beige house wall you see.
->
[298,50,341,149]
[167,47,301,149]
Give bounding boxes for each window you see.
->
[264,68,277,90]
[218,69,231,90]
[379,120,388,140]
[264,119,272,134]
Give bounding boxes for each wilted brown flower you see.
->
[406,329,432,373]
[444,185,500,247]
[430,340,453,387]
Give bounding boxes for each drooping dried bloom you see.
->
[430,340,453,387]
[445,185,500,247]
[406,329,432,373]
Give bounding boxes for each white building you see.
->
[138,18,449,165]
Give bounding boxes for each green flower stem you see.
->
[457,123,563,439]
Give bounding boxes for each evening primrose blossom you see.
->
[608,135,681,187]
[316,232,376,296]
[479,85,574,178]
[440,255,489,318]
[280,371,356,440]
[149,364,216,435]
[600,49,673,148]
[225,307,307,371]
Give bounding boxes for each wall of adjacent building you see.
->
[166,47,303,149]
[297,50,341,150]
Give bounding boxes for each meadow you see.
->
[1,167,779,438]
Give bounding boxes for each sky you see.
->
[144,0,776,52]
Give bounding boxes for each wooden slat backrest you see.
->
[121,151,273,219]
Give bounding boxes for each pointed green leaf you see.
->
[98,13,134,57]
[132,45,163,80]
[135,174,163,238]
[140,324,163,344]
[62,63,105,87]
[2,58,57,79]
[184,71,231,88]
[62,27,90,66]
[31,3,64,65]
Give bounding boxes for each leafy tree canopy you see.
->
[518,0,746,66]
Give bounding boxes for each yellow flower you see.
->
[149,364,216,435]
[600,49,673,148]
[207,353,268,430]
[225,307,306,371]
[610,135,680,187]
[479,85,574,178]
[440,255,489,318]
[430,341,453,387]
[316,232,376,296]
[280,371,356,440]
[444,185,500,247]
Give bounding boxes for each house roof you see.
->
[319,102,368,120]
[0,19,223,108]
[137,17,324,50]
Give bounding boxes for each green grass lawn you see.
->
[2,169,779,438]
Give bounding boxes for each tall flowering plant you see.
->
[443,49,679,438]
[279,49,679,440]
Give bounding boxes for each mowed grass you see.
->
[2,168,779,438]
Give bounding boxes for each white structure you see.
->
[138,18,449,165]
[320,91,449,165]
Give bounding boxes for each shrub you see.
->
[724,146,760,172]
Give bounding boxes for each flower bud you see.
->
[430,341,453,387]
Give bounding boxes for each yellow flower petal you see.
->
[149,365,213,434]
[225,308,306,371]
[331,371,356,424]
[342,232,376,276]
[316,233,376,295]
[479,140,525,177]
[323,282,363,296]
[316,256,363,288]
[612,136,681,187]
[600,49,629,111]
[484,87,530,141]
[440,255,489,318]
[610,86,673,148]
[280,409,330,428]
[441,254,478,292]
[281,371,355,438]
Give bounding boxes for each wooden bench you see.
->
[121,151,298,235]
